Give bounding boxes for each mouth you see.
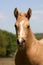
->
[18,43,25,49]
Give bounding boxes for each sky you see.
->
[0,0,43,34]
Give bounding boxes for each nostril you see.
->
[22,39,25,44]
[23,40,25,43]
[17,39,20,45]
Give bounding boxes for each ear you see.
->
[14,8,18,19]
[27,8,32,19]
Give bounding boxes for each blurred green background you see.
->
[0,29,43,57]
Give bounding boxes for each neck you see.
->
[25,28,36,50]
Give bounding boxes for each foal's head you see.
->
[14,8,32,47]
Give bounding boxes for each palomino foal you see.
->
[14,8,43,65]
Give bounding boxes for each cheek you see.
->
[24,29,29,37]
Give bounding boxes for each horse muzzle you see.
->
[17,38,25,47]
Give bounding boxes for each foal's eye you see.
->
[27,25,30,29]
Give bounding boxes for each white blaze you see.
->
[19,20,24,42]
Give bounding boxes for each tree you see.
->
[0,32,8,57]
